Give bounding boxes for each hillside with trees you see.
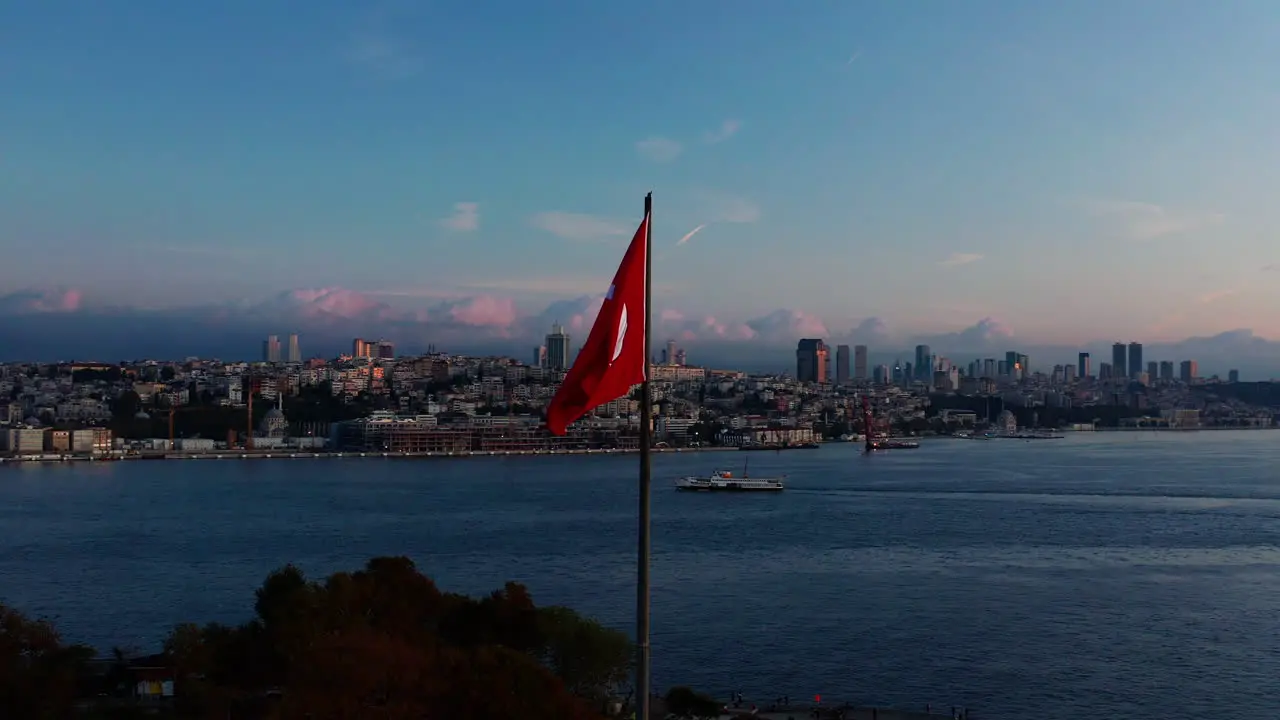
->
[1,556,633,719]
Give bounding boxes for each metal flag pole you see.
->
[635,191,654,720]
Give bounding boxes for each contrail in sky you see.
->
[676,224,707,245]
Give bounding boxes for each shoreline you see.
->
[0,445,754,464]
[1089,425,1277,431]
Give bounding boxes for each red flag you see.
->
[545,213,649,435]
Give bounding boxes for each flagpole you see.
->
[636,191,654,720]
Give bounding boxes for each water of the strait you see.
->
[2,431,1278,719]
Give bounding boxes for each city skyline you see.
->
[7,3,1280,341]
[0,285,1275,378]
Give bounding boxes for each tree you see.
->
[664,686,722,719]
[5,557,628,717]
[0,604,95,718]
[538,605,632,701]
[157,556,609,719]
[110,390,142,419]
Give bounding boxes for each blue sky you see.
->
[5,0,1280,347]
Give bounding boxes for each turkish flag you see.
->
[545,213,649,435]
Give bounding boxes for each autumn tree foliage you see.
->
[1,557,634,719]
[0,604,95,718]
[162,556,633,719]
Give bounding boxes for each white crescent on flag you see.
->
[611,305,628,363]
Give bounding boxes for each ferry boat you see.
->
[675,468,785,492]
[867,438,920,451]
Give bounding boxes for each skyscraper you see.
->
[1111,343,1127,379]
[263,335,281,363]
[1078,352,1091,379]
[287,333,301,363]
[1179,359,1198,382]
[796,339,829,383]
[1128,342,1143,379]
[835,344,851,384]
[665,340,677,366]
[533,345,547,368]
[377,340,395,360]
[915,345,931,380]
[853,345,868,380]
[545,324,571,370]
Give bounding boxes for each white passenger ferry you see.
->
[675,468,785,492]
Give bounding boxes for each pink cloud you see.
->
[655,311,757,342]
[0,289,84,314]
[744,309,828,341]
[432,295,518,327]
[264,288,387,319]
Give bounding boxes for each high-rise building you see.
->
[853,345,868,380]
[287,333,301,363]
[1111,343,1127,379]
[664,340,677,366]
[263,335,281,363]
[352,338,373,359]
[533,345,547,368]
[1078,352,1091,379]
[796,338,829,383]
[1099,362,1113,380]
[1228,369,1240,383]
[1004,351,1018,378]
[1146,361,1157,380]
[873,364,890,384]
[377,340,395,360]
[546,324,571,370]
[915,345,932,380]
[1159,361,1174,380]
[673,348,687,366]
[1128,342,1143,379]
[1179,360,1198,383]
[835,344,851,384]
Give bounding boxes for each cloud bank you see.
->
[0,287,1015,361]
[1,288,1277,377]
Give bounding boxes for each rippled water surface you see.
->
[3,431,1279,719]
